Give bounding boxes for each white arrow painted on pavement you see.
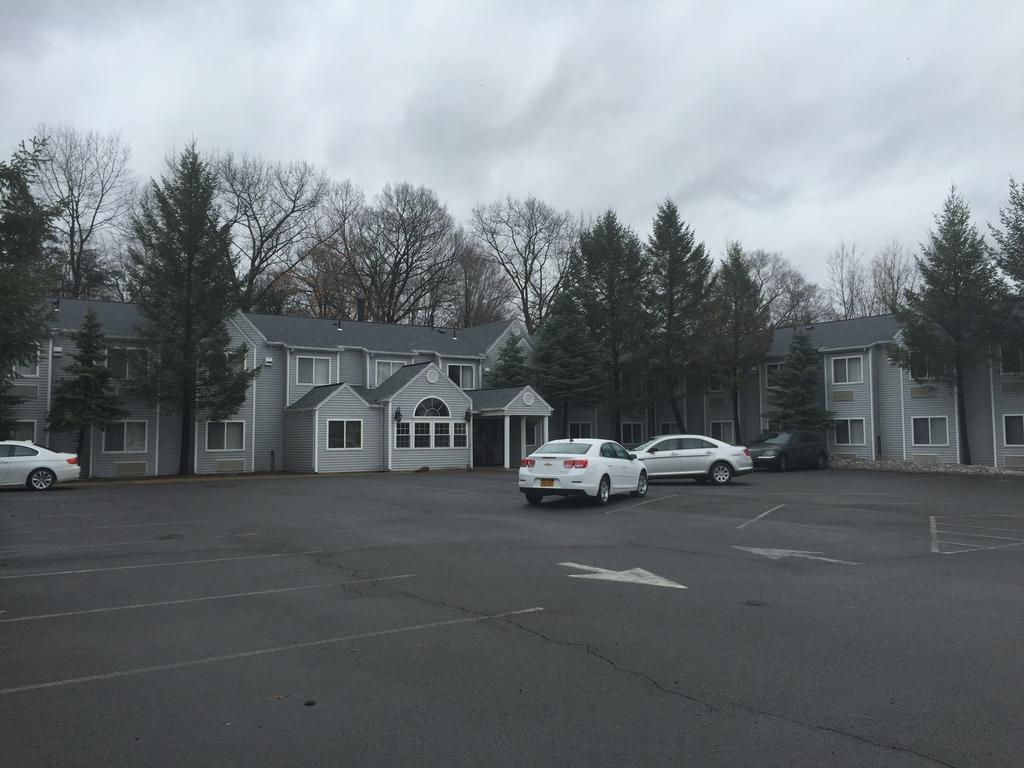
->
[732,547,859,565]
[558,562,687,589]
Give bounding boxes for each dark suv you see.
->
[747,431,829,472]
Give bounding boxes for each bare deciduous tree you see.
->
[827,240,869,319]
[345,183,459,324]
[746,249,831,326]
[869,238,918,313]
[34,124,135,298]
[470,196,576,334]
[447,233,513,328]
[218,153,331,311]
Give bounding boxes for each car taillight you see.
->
[743,448,750,457]
[520,458,535,468]
[66,457,78,465]
[563,458,588,469]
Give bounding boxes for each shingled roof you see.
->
[53,299,143,338]
[768,314,901,357]
[286,383,348,410]
[467,387,526,411]
[243,312,514,357]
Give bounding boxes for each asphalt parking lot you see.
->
[2,468,1023,768]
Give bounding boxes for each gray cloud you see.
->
[2,0,1022,283]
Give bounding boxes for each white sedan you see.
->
[519,438,647,506]
[0,441,80,491]
[631,434,753,485]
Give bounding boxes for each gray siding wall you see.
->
[338,349,366,387]
[900,368,959,464]
[390,367,472,471]
[963,359,995,467]
[369,353,416,388]
[283,410,315,472]
[288,347,341,406]
[992,346,1024,467]
[7,338,53,446]
[253,341,285,472]
[874,348,905,461]
[195,321,257,474]
[825,351,873,459]
[315,389,382,472]
[481,322,531,386]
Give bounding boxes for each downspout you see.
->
[867,347,875,460]
[251,345,257,473]
[989,347,998,467]
[953,380,961,465]
[313,408,319,473]
[45,338,53,446]
[900,361,907,461]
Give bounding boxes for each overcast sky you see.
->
[2,0,1022,282]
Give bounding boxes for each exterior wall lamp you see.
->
[393,407,402,423]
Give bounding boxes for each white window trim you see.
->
[621,421,642,444]
[911,416,949,447]
[395,421,411,449]
[453,422,468,448]
[326,419,363,451]
[1002,414,1024,447]
[833,418,866,446]
[832,355,864,385]
[414,397,451,418]
[103,420,149,454]
[569,421,593,439]
[375,359,407,387]
[396,419,462,449]
[12,354,40,378]
[707,375,727,393]
[447,363,474,389]
[205,420,246,452]
[764,362,783,390]
[999,344,1023,375]
[105,346,149,380]
[296,355,332,386]
[709,420,734,443]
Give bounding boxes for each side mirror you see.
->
[647,447,657,454]
[628,453,637,461]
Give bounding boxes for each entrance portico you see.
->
[468,387,552,468]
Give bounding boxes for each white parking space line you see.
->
[606,494,679,514]
[0,533,256,555]
[0,607,544,695]
[0,574,416,623]
[930,516,1024,555]
[25,509,177,520]
[0,550,323,579]
[1,520,208,535]
[736,503,786,530]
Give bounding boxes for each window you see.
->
[327,420,362,449]
[297,356,330,386]
[525,419,538,446]
[415,398,449,417]
[396,422,411,448]
[707,372,726,391]
[376,360,405,385]
[104,421,147,453]
[9,445,39,457]
[765,362,783,389]
[454,423,467,448]
[682,437,716,450]
[652,438,684,451]
[434,422,450,448]
[447,364,474,388]
[1005,415,1024,446]
[569,422,592,439]
[834,418,866,446]
[12,351,39,378]
[832,356,863,384]
[9,421,35,442]
[709,421,734,443]
[909,352,932,381]
[1000,344,1023,375]
[658,422,675,436]
[107,347,148,379]
[621,422,642,445]
[414,422,431,448]
[912,417,948,446]
[207,421,244,451]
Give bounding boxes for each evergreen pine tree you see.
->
[128,144,256,475]
[575,210,648,443]
[534,291,605,437]
[767,330,833,432]
[646,198,714,432]
[891,187,1008,465]
[48,308,128,474]
[488,335,531,388]
[0,139,58,436]
[991,176,1024,294]
[700,242,772,443]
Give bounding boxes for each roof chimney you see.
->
[356,297,366,322]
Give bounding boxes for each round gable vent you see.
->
[523,391,535,406]
[426,368,439,384]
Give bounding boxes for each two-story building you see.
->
[4,299,551,478]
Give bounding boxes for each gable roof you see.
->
[467,387,528,411]
[243,312,511,356]
[53,298,143,338]
[768,314,901,357]
[365,362,431,400]
[287,383,348,411]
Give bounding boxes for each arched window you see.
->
[414,397,449,417]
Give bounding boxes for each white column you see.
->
[543,416,549,444]
[503,414,511,469]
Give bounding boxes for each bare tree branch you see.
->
[869,238,918,313]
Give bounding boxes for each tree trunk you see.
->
[670,398,686,433]
[178,393,194,475]
[731,383,742,445]
[956,369,972,465]
[560,399,569,438]
[76,425,87,478]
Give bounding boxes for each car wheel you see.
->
[524,491,543,505]
[708,462,733,485]
[27,468,56,491]
[777,454,788,473]
[593,475,611,506]
[630,471,648,498]
[815,453,829,469]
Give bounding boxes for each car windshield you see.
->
[764,432,793,445]
[535,441,591,455]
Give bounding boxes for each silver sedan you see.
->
[631,434,753,485]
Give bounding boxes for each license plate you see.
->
[540,479,554,487]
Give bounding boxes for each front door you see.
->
[472,418,503,467]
